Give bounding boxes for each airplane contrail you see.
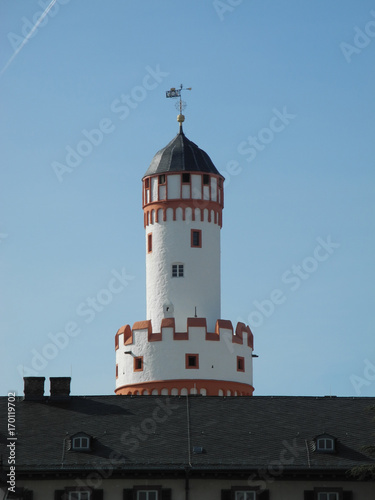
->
[1,0,59,77]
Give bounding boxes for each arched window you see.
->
[315,434,336,453]
[71,433,91,451]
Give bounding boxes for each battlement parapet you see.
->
[115,318,253,350]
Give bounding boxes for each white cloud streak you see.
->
[1,0,58,77]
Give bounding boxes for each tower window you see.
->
[147,233,152,253]
[237,356,245,372]
[158,174,166,185]
[186,353,199,369]
[134,357,143,372]
[145,178,150,188]
[182,173,190,183]
[172,264,184,277]
[191,229,202,248]
[218,178,222,188]
[203,174,210,185]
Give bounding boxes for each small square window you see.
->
[191,229,202,248]
[158,174,166,185]
[172,264,184,277]
[182,173,190,183]
[237,356,245,372]
[134,357,143,372]
[193,446,204,454]
[188,356,196,367]
[203,174,210,185]
[186,353,199,369]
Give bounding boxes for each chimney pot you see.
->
[23,377,45,401]
[49,377,71,400]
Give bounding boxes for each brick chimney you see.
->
[49,377,71,400]
[23,377,45,401]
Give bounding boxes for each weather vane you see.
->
[166,84,192,130]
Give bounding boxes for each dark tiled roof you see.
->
[1,396,374,476]
[143,131,222,177]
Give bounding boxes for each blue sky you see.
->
[1,0,374,397]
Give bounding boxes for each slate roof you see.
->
[143,131,222,177]
[1,396,374,478]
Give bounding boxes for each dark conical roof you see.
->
[143,130,222,178]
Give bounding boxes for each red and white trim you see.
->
[115,319,254,349]
[115,379,254,396]
[143,200,223,228]
[142,172,224,209]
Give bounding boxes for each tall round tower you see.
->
[144,123,223,333]
[115,117,254,396]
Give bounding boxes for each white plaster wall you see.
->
[211,177,217,201]
[14,477,375,500]
[151,176,158,202]
[167,174,180,198]
[14,479,185,500]
[191,174,202,198]
[116,324,253,388]
[182,184,190,198]
[145,216,221,332]
[159,184,166,200]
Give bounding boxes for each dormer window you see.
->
[72,436,90,450]
[315,434,335,453]
[317,437,334,451]
[71,433,91,451]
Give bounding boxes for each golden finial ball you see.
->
[177,114,185,123]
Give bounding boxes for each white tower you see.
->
[115,115,254,397]
[144,124,222,333]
